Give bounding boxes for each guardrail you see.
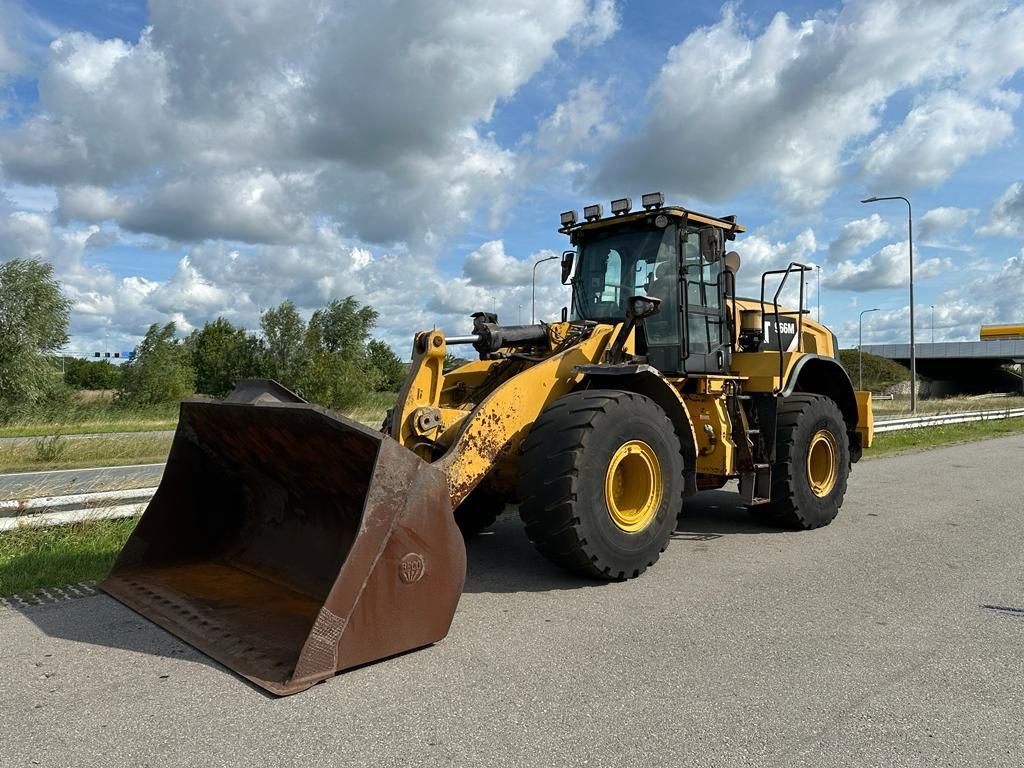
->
[3,407,1024,529]
[874,407,1024,433]
[0,487,156,531]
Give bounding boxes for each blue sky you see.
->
[2,0,1024,357]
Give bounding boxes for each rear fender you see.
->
[782,354,871,460]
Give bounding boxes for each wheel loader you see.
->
[102,193,873,695]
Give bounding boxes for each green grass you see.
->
[0,433,173,472]
[345,390,398,427]
[838,349,915,391]
[0,398,178,438]
[0,419,177,438]
[0,516,138,597]
[872,394,1024,417]
[866,415,1024,458]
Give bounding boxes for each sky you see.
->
[2,0,1024,359]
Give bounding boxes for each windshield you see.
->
[571,224,678,325]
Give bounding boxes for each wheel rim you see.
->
[605,440,663,532]
[806,429,839,498]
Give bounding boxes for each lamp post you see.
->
[816,264,822,322]
[531,255,559,324]
[930,304,934,344]
[859,307,880,391]
[861,195,916,413]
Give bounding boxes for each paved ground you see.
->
[0,463,165,499]
[2,436,1023,767]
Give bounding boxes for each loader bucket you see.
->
[100,395,466,696]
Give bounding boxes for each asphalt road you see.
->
[0,463,165,499]
[2,436,1023,767]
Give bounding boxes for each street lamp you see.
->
[930,304,934,344]
[862,195,916,413]
[816,264,822,322]
[859,307,880,391]
[531,255,559,323]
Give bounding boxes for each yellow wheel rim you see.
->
[806,429,839,498]
[605,440,663,533]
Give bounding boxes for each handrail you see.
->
[759,262,813,391]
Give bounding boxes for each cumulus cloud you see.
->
[594,0,1024,209]
[919,206,975,241]
[0,0,612,247]
[0,204,571,355]
[862,92,1014,188]
[828,214,890,261]
[844,251,1024,345]
[828,241,952,292]
[729,228,819,310]
[978,181,1024,237]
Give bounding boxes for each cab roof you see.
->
[559,205,745,238]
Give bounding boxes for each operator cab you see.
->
[560,195,743,375]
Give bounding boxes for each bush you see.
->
[64,358,122,390]
[367,339,406,391]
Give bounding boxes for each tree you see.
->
[296,351,378,410]
[64,358,122,390]
[187,317,263,397]
[117,322,196,406]
[0,259,71,408]
[307,297,378,363]
[366,339,406,392]
[260,300,307,387]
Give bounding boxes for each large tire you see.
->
[517,389,684,580]
[760,393,850,529]
[454,484,506,538]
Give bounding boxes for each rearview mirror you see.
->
[699,228,724,262]
[560,250,575,284]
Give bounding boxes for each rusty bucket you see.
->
[101,382,466,695]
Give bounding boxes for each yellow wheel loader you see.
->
[102,193,873,695]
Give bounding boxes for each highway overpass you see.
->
[861,340,1024,395]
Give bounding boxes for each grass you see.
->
[0,397,178,438]
[345,390,398,427]
[0,516,138,597]
[872,394,1024,417]
[0,433,173,473]
[0,419,178,438]
[866,415,1024,458]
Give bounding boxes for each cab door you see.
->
[682,227,730,374]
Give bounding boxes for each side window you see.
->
[600,249,622,303]
[684,236,722,310]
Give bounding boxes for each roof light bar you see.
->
[583,203,603,221]
[641,192,664,210]
[560,210,578,226]
[610,197,632,215]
